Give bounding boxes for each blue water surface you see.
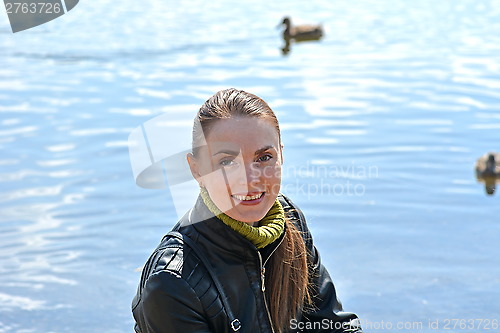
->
[0,0,499,332]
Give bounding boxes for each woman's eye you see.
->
[220,159,235,167]
[258,154,273,162]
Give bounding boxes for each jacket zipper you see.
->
[257,236,285,333]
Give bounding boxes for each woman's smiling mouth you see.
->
[231,192,265,204]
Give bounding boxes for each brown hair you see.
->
[192,88,312,332]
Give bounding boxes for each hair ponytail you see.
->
[265,216,313,332]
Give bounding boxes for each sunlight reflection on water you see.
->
[1,0,500,332]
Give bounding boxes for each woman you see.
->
[132,88,362,333]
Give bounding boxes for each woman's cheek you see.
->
[261,164,277,179]
[264,165,281,195]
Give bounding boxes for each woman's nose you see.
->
[238,162,260,186]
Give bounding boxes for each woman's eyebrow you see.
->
[254,145,276,156]
[213,149,239,156]
[212,146,276,157]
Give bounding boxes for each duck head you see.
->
[278,17,291,30]
[486,154,496,171]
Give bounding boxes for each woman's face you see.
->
[188,117,283,224]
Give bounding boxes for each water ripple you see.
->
[1,0,500,331]
[0,186,63,203]
[0,292,47,311]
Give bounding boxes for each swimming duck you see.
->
[475,152,500,195]
[475,152,500,178]
[279,17,324,41]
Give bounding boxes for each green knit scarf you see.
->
[200,188,285,249]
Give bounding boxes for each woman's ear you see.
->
[279,143,284,165]
[186,153,203,186]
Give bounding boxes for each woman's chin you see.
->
[219,192,278,223]
[230,201,276,224]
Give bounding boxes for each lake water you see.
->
[1,0,499,332]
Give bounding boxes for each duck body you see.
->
[475,152,500,178]
[280,17,323,41]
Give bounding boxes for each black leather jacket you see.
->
[132,194,362,333]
